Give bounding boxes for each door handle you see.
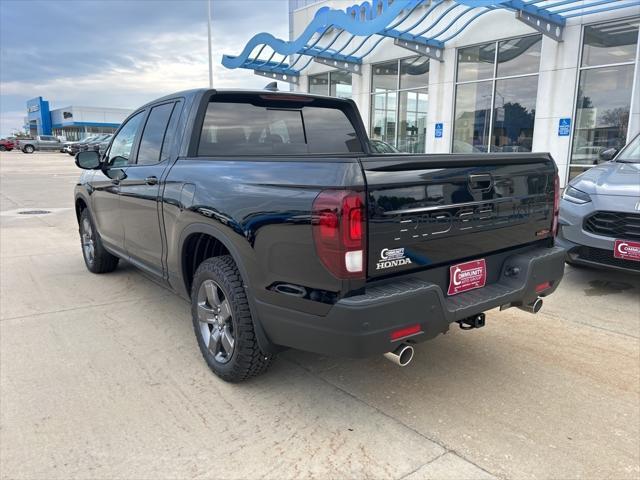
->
[111,179,120,186]
[145,176,158,185]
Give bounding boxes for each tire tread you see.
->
[80,209,119,274]
[191,256,273,382]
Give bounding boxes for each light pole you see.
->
[207,0,213,88]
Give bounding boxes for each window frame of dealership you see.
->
[265,1,640,186]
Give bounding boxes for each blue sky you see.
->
[0,0,289,137]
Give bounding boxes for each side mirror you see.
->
[599,147,618,162]
[75,150,101,170]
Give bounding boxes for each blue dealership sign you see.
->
[435,123,443,138]
[558,118,571,136]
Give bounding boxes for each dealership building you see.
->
[25,96,132,141]
[224,0,640,185]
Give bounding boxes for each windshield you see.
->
[617,135,640,163]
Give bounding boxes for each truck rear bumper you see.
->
[256,246,565,358]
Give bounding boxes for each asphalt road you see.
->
[1,151,638,480]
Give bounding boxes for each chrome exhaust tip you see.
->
[383,344,414,367]
[518,297,543,314]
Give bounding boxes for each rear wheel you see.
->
[79,209,119,273]
[0,145,6,151]
[23,145,35,154]
[191,256,274,382]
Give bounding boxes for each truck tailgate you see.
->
[361,154,556,279]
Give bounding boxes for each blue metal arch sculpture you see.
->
[221,0,423,69]
[222,0,640,81]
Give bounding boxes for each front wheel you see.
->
[23,145,35,153]
[79,209,119,273]
[191,256,274,382]
[0,146,6,152]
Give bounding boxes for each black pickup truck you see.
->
[74,88,565,382]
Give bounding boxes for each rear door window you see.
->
[198,96,362,156]
[136,102,175,165]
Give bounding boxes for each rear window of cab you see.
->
[198,95,363,156]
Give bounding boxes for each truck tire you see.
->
[79,209,119,273]
[191,256,274,382]
[0,145,6,151]
[23,145,35,154]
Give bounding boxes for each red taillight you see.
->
[552,174,560,236]
[391,324,421,341]
[312,190,366,279]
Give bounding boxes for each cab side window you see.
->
[107,111,144,167]
[136,103,175,165]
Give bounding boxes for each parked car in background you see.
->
[558,134,640,273]
[69,136,100,156]
[84,134,112,152]
[97,137,112,156]
[16,135,63,153]
[0,138,15,151]
[73,88,564,382]
[59,140,75,153]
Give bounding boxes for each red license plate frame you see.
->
[448,259,487,296]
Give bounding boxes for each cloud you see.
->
[0,111,26,136]
[0,0,290,137]
[2,31,268,106]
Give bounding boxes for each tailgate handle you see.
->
[468,174,493,192]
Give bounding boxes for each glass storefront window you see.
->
[457,42,496,83]
[582,20,639,67]
[370,57,429,152]
[569,19,639,180]
[453,81,492,153]
[399,56,429,90]
[309,73,329,95]
[497,36,541,77]
[571,65,634,169]
[308,71,351,98]
[398,89,428,153]
[371,91,397,146]
[372,60,399,92]
[453,34,541,153]
[492,76,538,152]
[329,71,352,98]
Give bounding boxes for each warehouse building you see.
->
[224,0,640,185]
[25,96,132,141]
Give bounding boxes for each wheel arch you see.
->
[75,195,90,224]
[177,223,276,354]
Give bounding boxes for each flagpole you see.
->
[207,0,213,88]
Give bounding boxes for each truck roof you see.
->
[140,88,353,110]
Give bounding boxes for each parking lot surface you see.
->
[1,151,639,480]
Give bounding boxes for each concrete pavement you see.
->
[1,151,638,479]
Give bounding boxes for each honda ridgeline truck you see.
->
[74,88,565,382]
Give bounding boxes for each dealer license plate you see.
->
[448,259,487,296]
[613,239,640,262]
